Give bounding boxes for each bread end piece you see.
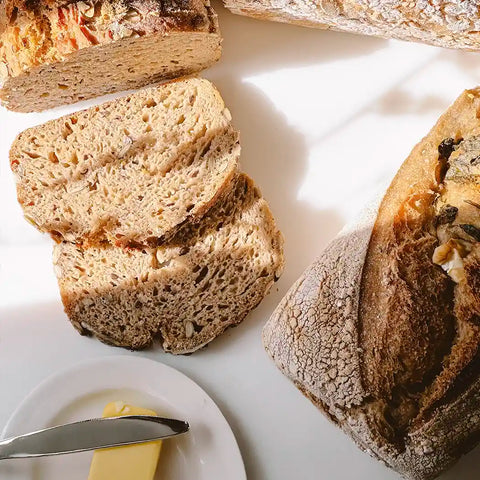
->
[0,0,222,112]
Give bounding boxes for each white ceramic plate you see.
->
[0,356,246,480]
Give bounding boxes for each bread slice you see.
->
[10,77,240,248]
[53,174,284,354]
[264,89,480,479]
[0,0,221,112]
[223,0,480,50]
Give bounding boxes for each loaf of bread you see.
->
[10,77,239,248]
[54,174,284,354]
[223,0,480,50]
[264,89,480,479]
[0,0,221,112]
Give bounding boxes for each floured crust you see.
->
[223,0,480,50]
[265,89,480,479]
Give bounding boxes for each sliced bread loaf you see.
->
[10,77,240,248]
[53,174,284,354]
[0,0,221,112]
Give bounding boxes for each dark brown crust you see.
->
[265,89,480,479]
[4,0,214,34]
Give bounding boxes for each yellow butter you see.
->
[87,401,162,480]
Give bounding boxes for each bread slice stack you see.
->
[0,0,222,112]
[10,77,284,353]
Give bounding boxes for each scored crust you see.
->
[265,88,480,479]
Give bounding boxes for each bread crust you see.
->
[10,77,239,248]
[55,174,285,354]
[265,88,480,479]
[0,0,221,110]
[224,0,480,50]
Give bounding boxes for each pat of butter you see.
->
[87,401,162,480]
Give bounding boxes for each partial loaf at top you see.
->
[223,0,480,50]
[10,77,240,248]
[0,0,221,111]
[265,88,480,479]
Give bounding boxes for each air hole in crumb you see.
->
[145,125,152,133]
[201,140,212,157]
[152,286,158,296]
[41,92,49,97]
[177,114,185,125]
[58,84,68,90]
[192,322,203,333]
[24,151,40,159]
[157,259,172,269]
[186,204,194,212]
[142,113,149,123]
[71,152,78,165]
[195,266,209,284]
[62,123,73,140]
[143,99,157,108]
[9,7,18,23]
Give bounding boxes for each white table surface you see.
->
[2,3,480,479]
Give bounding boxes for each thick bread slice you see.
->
[0,0,221,112]
[10,78,239,248]
[224,0,480,51]
[54,174,284,354]
[265,89,480,480]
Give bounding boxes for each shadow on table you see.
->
[212,0,387,73]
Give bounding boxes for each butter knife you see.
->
[0,416,189,460]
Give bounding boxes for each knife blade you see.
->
[0,416,189,460]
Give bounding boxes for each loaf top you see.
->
[0,0,216,80]
[265,88,480,479]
